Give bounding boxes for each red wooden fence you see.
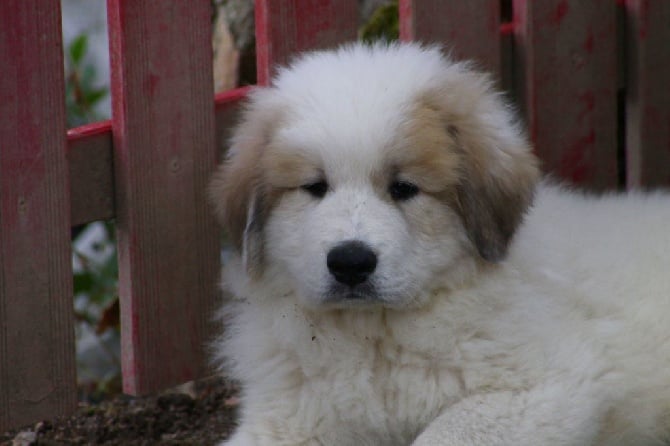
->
[1,1,76,430]
[1,0,668,432]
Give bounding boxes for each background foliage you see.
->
[65,33,120,401]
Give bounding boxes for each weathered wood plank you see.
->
[624,0,670,187]
[514,0,618,189]
[255,0,359,86]
[399,0,501,78]
[0,0,76,431]
[107,0,219,395]
[68,121,115,226]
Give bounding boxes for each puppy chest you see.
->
[301,342,465,438]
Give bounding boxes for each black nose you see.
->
[327,241,377,287]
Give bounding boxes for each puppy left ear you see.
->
[455,145,538,262]
[431,67,540,262]
[209,89,282,277]
[209,148,267,278]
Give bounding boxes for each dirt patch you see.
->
[1,377,238,446]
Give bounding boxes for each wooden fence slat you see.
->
[0,0,76,431]
[68,122,115,226]
[399,0,501,79]
[514,0,619,189]
[66,87,251,227]
[255,0,359,86]
[107,0,219,395]
[624,0,670,187]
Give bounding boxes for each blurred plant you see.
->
[73,222,118,330]
[72,220,121,402]
[65,34,109,127]
[360,1,399,43]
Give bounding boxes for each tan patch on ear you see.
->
[209,139,264,252]
[208,91,286,261]
[416,69,540,261]
[454,135,539,261]
[261,145,322,189]
[388,103,462,194]
[241,185,285,278]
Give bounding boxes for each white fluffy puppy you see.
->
[210,42,670,445]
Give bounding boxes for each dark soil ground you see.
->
[1,377,239,446]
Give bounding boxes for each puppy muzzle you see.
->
[326,240,377,289]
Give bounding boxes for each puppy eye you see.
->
[389,180,419,201]
[301,180,329,198]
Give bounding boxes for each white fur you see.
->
[213,43,670,445]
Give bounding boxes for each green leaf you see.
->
[84,88,108,106]
[69,34,88,64]
[359,2,399,43]
[74,271,95,294]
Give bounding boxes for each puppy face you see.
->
[210,43,539,309]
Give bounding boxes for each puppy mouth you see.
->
[324,281,381,305]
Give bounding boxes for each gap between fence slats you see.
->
[255,0,359,86]
[624,0,670,187]
[399,0,502,79]
[214,87,252,161]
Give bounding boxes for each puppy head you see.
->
[210,43,539,308]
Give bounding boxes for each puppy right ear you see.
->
[209,91,281,277]
[426,63,539,262]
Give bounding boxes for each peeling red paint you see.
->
[551,0,570,26]
[629,0,651,39]
[500,22,516,35]
[147,73,160,97]
[577,91,596,123]
[561,129,596,184]
[580,91,596,109]
[397,0,414,41]
[583,29,594,53]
